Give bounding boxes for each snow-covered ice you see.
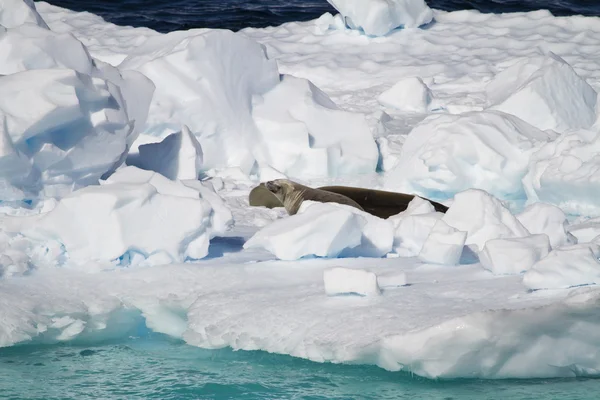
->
[0,0,599,381]
[523,243,600,290]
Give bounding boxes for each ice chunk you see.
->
[523,243,600,290]
[0,23,92,75]
[326,0,433,36]
[516,203,576,248]
[387,111,554,200]
[443,189,530,251]
[377,272,408,288]
[523,130,600,216]
[389,195,435,220]
[253,74,378,178]
[568,218,600,244]
[387,196,442,256]
[418,219,466,265]
[378,77,432,113]
[15,167,232,266]
[393,213,442,256]
[299,201,394,258]
[323,267,380,296]
[131,126,203,180]
[243,202,365,260]
[119,29,280,174]
[488,53,597,133]
[245,201,393,260]
[0,0,49,29]
[0,68,134,199]
[480,234,551,275]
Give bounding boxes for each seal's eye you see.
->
[265,181,281,193]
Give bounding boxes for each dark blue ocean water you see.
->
[40,0,600,33]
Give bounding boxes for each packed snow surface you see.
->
[0,0,599,381]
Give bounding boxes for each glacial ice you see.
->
[326,0,433,36]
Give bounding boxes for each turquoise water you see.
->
[1,332,599,399]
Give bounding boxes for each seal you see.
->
[263,179,364,215]
[249,179,449,219]
[317,185,449,218]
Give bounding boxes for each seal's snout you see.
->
[265,181,280,193]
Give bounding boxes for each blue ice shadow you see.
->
[204,236,247,259]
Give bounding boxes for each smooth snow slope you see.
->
[0,0,598,380]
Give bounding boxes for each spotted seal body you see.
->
[264,179,364,215]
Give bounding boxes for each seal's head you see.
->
[265,179,296,202]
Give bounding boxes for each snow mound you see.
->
[488,53,597,133]
[252,74,378,178]
[0,68,136,200]
[523,243,600,290]
[523,130,600,216]
[480,234,551,275]
[14,167,232,266]
[324,267,380,296]
[0,0,49,29]
[326,0,433,36]
[516,203,576,248]
[387,111,554,200]
[418,219,466,265]
[443,189,530,251]
[377,76,432,113]
[119,29,280,174]
[244,201,393,260]
[130,125,203,180]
